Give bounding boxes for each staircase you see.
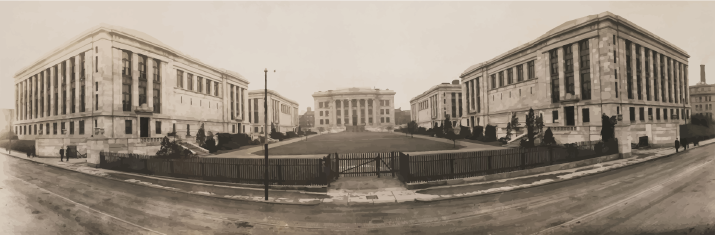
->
[180,141,211,156]
[502,131,538,148]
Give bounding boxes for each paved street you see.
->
[1,143,714,234]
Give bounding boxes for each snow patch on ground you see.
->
[191,191,215,196]
[124,179,180,191]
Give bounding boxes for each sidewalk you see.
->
[0,148,327,205]
[4,138,711,205]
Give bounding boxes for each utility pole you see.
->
[264,68,269,201]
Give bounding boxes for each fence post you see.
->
[549,146,554,165]
[335,152,340,179]
[450,158,455,179]
[277,162,283,184]
[376,155,381,178]
[521,148,526,170]
[487,155,493,174]
[391,152,395,178]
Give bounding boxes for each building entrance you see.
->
[352,115,357,126]
[140,117,149,137]
[565,106,575,126]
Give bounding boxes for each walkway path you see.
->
[394,132,507,155]
[209,133,326,159]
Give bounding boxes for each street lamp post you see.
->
[264,68,269,201]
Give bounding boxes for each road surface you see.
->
[1,144,714,235]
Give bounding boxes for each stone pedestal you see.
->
[86,136,109,168]
[614,124,632,158]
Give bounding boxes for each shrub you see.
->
[542,127,556,146]
[472,126,484,139]
[202,138,217,153]
[459,126,471,139]
[434,125,445,138]
[270,131,286,141]
[286,131,298,138]
[417,127,427,135]
[484,125,497,141]
[0,140,34,154]
[156,136,195,159]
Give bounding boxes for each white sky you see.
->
[2,1,714,114]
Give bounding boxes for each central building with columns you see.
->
[312,87,396,132]
[13,24,250,157]
[459,12,690,147]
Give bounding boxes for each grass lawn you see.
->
[252,132,465,155]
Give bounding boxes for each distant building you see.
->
[0,109,13,138]
[312,87,396,132]
[409,80,463,129]
[299,107,315,130]
[690,65,714,119]
[247,89,299,134]
[394,108,411,126]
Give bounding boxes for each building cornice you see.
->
[248,89,299,106]
[460,11,690,79]
[14,24,250,85]
[410,84,461,103]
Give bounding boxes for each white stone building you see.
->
[312,87,396,132]
[410,80,464,129]
[247,89,299,134]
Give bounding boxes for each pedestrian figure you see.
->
[59,147,65,162]
[66,146,72,160]
[26,151,31,158]
[675,138,680,153]
[681,138,688,150]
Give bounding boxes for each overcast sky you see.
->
[2,1,714,114]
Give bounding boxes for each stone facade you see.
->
[247,89,299,135]
[690,65,714,119]
[459,12,690,147]
[409,80,464,129]
[13,24,250,157]
[312,87,396,132]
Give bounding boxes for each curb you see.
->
[1,152,322,206]
[413,142,714,202]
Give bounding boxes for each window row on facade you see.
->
[619,39,689,104]
[16,52,89,121]
[15,120,86,136]
[695,104,713,111]
[120,50,162,113]
[175,69,220,97]
[549,39,592,103]
[490,60,536,90]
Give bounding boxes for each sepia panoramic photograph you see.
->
[1,1,714,234]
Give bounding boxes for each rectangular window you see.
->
[645,48,651,101]
[187,74,194,91]
[206,79,211,95]
[636,45,643,100]
[550,49,560,103]
[125,120,132,134]
[53,123,57,135]
[476,77,481,113]
[387,117,390,123]
[156,121,161,134]
[507,68,513,84]
[381,117,385,123]
[663,108,668,120]
[79,120,84,135]
[214,81,219,96]
[630,107,636,122]
[46,123,49,135]
[187,124,190,136]
[491,74,496,89]
[61,122,65,134]
[648,108,653,120]
[177,70,184,88]
[564,44,575,95]
[655,108,660,120]
[499,71,504,87]
[552,110,559,123]
[527,61,535,80]
[626,40,633,99]
[517,65,524,82]
[579,40,591,100]
[70,121,74,135]
[385,100,389,106]
[639,107,645,121]
[582,108,590,123]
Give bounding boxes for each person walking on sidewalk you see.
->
[66,146,72,160]
[59,147,65,162]
[681,138,688,150]
[675,138,680,153]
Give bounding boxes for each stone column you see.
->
[641,48,647,101]
[49,68,54,117]
[41,72,45,118]
[74,56,81,113]
[557,47,565,101]
[65,59,72,115]
[655,52,661,103]
[237,86,241,120]
[147,57,154,110]
[630,43,637,100]
[22,80,26,120]
[348,99,353,125]
[331,99,336,127]
[668,58,674,103]
[131,53,139,109]
[243,87,249,123]
[646,49,653,101]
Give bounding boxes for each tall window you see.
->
[528,61,535,80]
[667,57,672,103]
[230,85,235,119]
[69,121,74,135]
[458,93,462,117]
[71,62,76,113]
[652,52,658,101]
[197,76,203,93]
[187,74,194,91]
[636,45,643,100]
[451,92,456,118]
[79,120,84,135]
[550,49,560,103]
[153,59,161,113]
[39,74,44,117]
[579,40,591,100]
[214,81,219,96]
[138,56,147,106]
[125,120,132,134]
[176,70,184,88]
[517,65,524,82]
[625,40,634,99]
[645,48,651,101]
[80,53,86,112]
[206,79,211,95]
[122,51,132,111]
[54,66,58,115]
[660,55,666,102]
[476,77,481,113]
[564,44,574,95]
[62,63,67,114]
[156,121,162,134]
[46,69,50,116]
[507,68,513,84]
[491,74,496,89]
[498,71,504,87]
